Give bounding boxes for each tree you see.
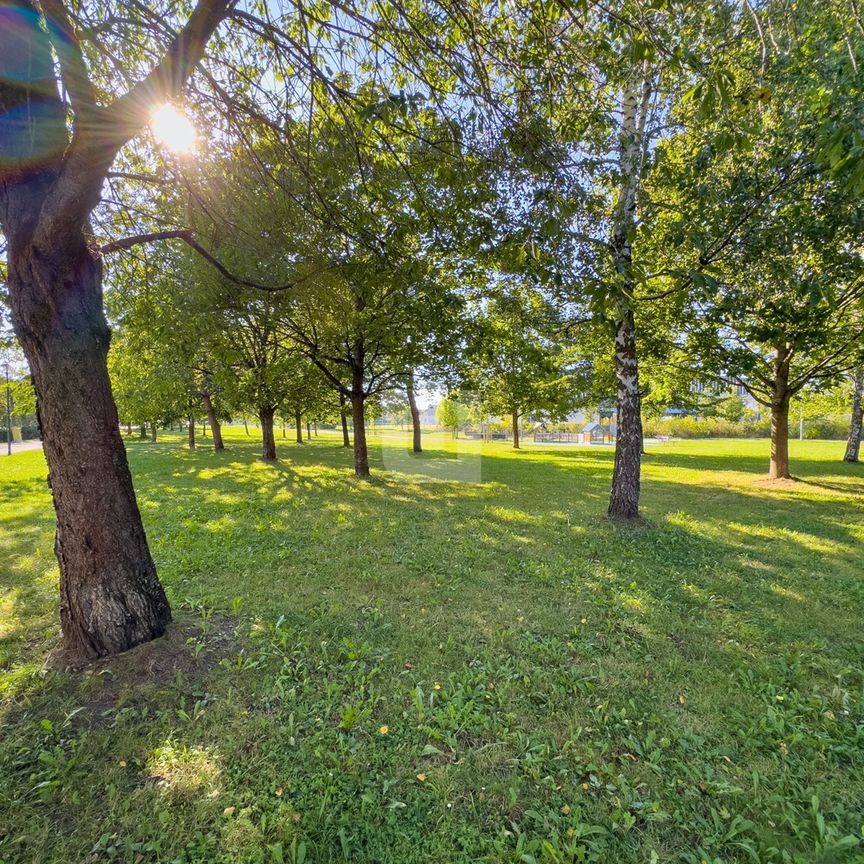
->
[676,175,864,479]
[0,0,232,658]
[844,368,863,463]
[436,397,469,438]
[463,282,581,449]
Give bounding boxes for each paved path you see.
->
[2,439,43,456]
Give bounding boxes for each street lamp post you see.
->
[3,362,11,456]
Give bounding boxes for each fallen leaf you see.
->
[275,787,283,797]
[223,806,235,817]
[561,804,571,815]
[416,773,427,782]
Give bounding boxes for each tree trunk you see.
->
[295,410,304,444]
[139,424,148,440]
[282,420,286,439]
[201,420,207,438]
[314,421,318,437]
[150,422,157,442]
[606,69,652,520]
[260,406,276,461]
[0,0,232,660]
[340,393,351,448]
[126,421,132,436]
[243,418,249,435]
[511,412,520,449]
[769,399,792,479]
[844,368,863,463]
[306,419,311,440]
[351,389,371,478]
[200,392,224,451]
[188,417,196,449]
[407,371,422,453]
[608,310,642,519]
[8,243,170,659]
[768,347,793,480]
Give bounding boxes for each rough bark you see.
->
[9,244,170,658]
[351,389,371,478]
[608,310,642,518]
[295,410,304,444]
[511,412,520,449]
[200,391,224,451]
[406,371,422,453]
[0,0,231,659]
[188,417,196,449]
[844,368,863,463]
[768,346,793,480]
[340,392,351,448]
[606,69,651,520]
[260,406,277,461]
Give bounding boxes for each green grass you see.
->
[2,429,863,864]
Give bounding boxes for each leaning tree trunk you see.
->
[295,410,304,444]
[511,412,520,449]
[844,368,863,463]
[406,370,422,453]
[188,417,196,449]
[0,0,232,660]
[200,391,224,451]
[340,392,351,448]
[608,310,643,519]
[260,407,277,461]
[9,243,170,659]
[768,346,793,480]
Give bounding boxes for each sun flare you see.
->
[150,103,197,154]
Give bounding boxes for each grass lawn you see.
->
[1,430,863,864]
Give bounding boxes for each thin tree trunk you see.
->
[201,420,207,438]
[243,418,249,435]
[314,421,318,436]
[606,67,652,520]
[407,371,422,453]
[150,421,157,442]
[340,392,351,448]
[200,391,224,451]
[295,410,304,444]
[511,412,520,449]
[282,420,286,439]
[126,421,132,436]
[260,406,276,461]
[608,310,642,518]
[140,424,148,440]
[351,388,371,478]
[188,417,196,450]
[844,368,863,463]
[769,347,793,480]
[306,419,311,440]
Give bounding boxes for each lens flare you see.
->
[150,104,196,154]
